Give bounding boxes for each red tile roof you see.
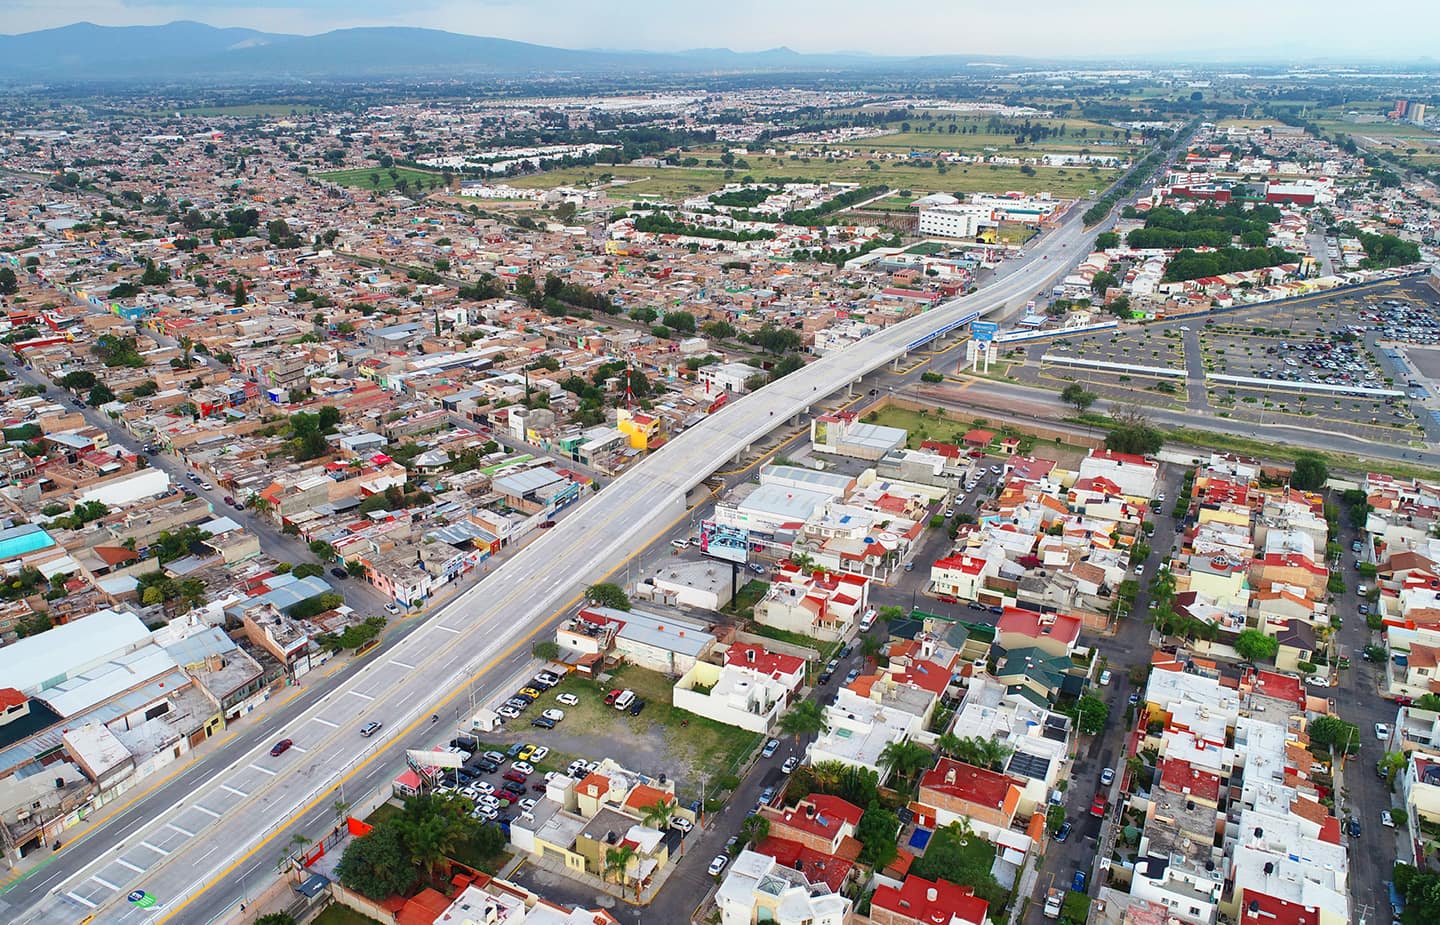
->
[871,874,990,925]
[1158,758,1222,803]
[724,643,805,679]
[920,758,1015,811]
[775,794,863,842]
[994,608,1081,645]
[753,836,854,893]
[1238,888,1322,925]
[0,688,26,709]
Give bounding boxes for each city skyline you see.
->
[4,0,1440,61]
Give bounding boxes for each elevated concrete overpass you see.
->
[14,204,1094,925]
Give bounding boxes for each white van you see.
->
[613,690,636,712]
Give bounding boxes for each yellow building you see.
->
[616,408,662,450]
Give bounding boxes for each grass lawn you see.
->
[863,405,988,449]
[364,802,402,827]
[1060,891,1092,923]
[745,622,834,661]
[1160,425,1440,482]
[545,666,763,781]
[727,579,770,616]
[868,195,918,212]
[318,166,444,192]
[313,902,387,925]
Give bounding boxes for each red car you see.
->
[496,791,518,803]
[1089,794,1108,817]
[539,520,557,528]
[503,770,528,784]
[604,689,623,706]
[270,738,293,757]
[938,594,959,604]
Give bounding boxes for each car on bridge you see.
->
[269,738,293,757]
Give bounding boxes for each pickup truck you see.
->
[1043,887,1065,919]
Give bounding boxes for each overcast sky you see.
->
[6,0,1440,60]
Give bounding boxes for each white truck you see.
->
[1043,888,1065,919]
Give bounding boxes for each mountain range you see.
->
[0,21,1031,80]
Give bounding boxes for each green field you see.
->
[312,904,387,925]
[509,158,1103,202]
[319,166,446,192]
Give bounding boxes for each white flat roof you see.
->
[0,609,151,694]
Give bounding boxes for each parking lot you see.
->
[1024,325,1191,410]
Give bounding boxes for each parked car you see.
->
[1382,809,1395,827]
[503,770,528,784]
[330,567,349,580]
[270,738,293,757]
[1100,767,1115,786]
[671,817,694,834]
[530,716,556,729]
[628,698,646,716]
[1099,669,1112,686]
[1089,794,1107,817]
[538,520,556,528]
[748,562,766,576]
[604,689,623,706]
[518,687,543,700]
[762,739,780,759]
[359,721,382,737]
[1376,723,1391,740]
[781,756,798,774]
[759,786,776,805]
[384,603,401,615]
[708,855,730,876]
[496,705,521,719]
[512,760,535,775]
[1128,692,1140,706]
[1054,822,1071,842]
[1072,871,1087,893]
[1347,818,1361,837]
[542,709,565,722]
[530,746,549,762]
[557,692,579,706]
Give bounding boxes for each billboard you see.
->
[699,520,749,565]
[971,320,999,343]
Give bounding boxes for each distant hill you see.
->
[0,21,1027,80]
[0,21,291,75]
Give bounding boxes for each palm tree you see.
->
[778,699,828,744]
[878,740,933,784]
[789,552,816,574]
[604,844,636,894]
[809,760,847,794]
[860,634,884,665]
[639,799,675,831]
[935,732,964,758]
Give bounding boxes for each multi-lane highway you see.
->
[11,201,1097,925]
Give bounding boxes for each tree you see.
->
[1307,715,1360,754]
[878,739,932,783]
[60,370,97,391]
[739,813,770,848]
[0,267,17,295]
[1234,628,1280,662]
[1395,862,1440,924]
[1071,693,1110,735]
[532,641,560,660]
[87,384,115,407]
[1291,453,1329,491]
[232,278,247,307]
[778,699,828,743]
[335,821,415,899]
[640,799,676,831]
[856,802,900,868]
[1105,407,1163,456]
[909,821,1007,907]
[938,734,1012,771]
[1379,749,1407,782]
[604,844,636,892]
[309,540,336,560]
[662,311,697,334]
[1060,383,1097,414]
[585,582,630,611]
[394,793,475,880]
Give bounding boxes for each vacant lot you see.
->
[318,166,444,192]
[477,665,762,798]
[313,904,387,925]
[507,159,1102,201]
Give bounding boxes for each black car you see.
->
[502,781,527,795]
[330,567,348,580]
[1347,818,1361,837]
[529,676,555,690]
[817,670,834,684]
[531,716,556,729]
[837,643,853,659]
[629,698,646,716]
[511,693,535,704]
[471,758,500,774]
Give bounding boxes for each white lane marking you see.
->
[433,625,461,634]
[249,764,277,776]
[192,804,222,818]
[312,717,339,728]
[221,784,248,797]
[140,840,171,856]
[166,822,194,837]
[390,660,416,670]
[346,690,375,701]
[66,892,98,908]
[89,874,120,890]
[114,858,146,873]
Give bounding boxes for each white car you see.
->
[671,538,690,550]
[529,746,550,762]
[943,508,955,518]
[512,760,535,775]
[1099,669,1112,686]
[473,781,495,795]
[518,798,537,812]
[556,692,579,706]
[1381,809,1395,827]
[496,704,521,719]
[781,756,798,774]
[478,795,501,810]
[708,854,730,876]
[1375,723,1391,740]
[568,759,589,777]
[671,817,694,834]
[544,770,564,783]
[542,709,565,722]
[384,603,401,615]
